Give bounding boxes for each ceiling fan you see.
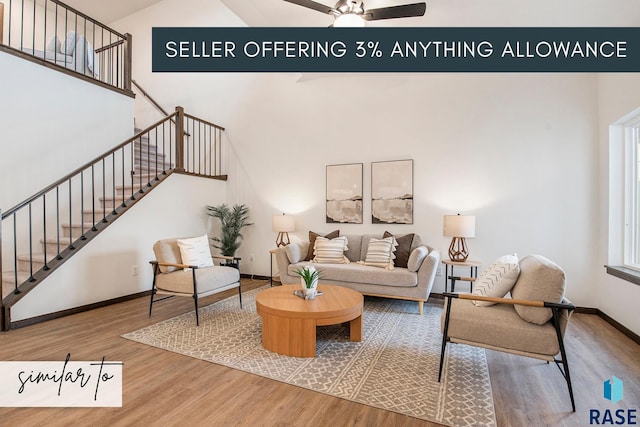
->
[283,0,427,27]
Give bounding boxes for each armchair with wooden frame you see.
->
[149,238,242,326]
[438,255,576,412]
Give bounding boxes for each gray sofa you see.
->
[273,233,440,314]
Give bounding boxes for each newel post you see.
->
[0,208,4,331]
[123,33,133,92]
[0,3,5,45]
[175,106,185,173]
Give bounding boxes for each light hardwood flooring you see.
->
[0,278,638,426]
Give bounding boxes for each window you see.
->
[607,107,640,284]
[622,113,640,270]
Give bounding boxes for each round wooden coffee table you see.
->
[255,284,364,357]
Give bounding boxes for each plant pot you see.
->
[300,278,318,300]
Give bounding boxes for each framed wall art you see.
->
[371,159,413,224]
[326,163,363,224]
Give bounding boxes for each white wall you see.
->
[111,0,602,308]
[223,72,601,307]
[597,73,640,336]
[12,173,227,321]
[0,51,134,209]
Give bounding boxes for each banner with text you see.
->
[152,27,640,73]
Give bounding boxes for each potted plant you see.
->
[294,266,320,300]
[206,204,253,263]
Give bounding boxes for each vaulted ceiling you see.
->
[63,0,640,28]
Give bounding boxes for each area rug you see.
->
[122,287,496,426]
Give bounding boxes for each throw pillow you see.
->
[305,230,340,261]
[60,31,77,55]
[313,236,349,264]
[471,254,520,307]
[153,239,183,273]
[176,235,214,271]
[361,236,396,270]
[383,231,414,268]
[285,242,309,264]
[407,246,429,272]
[511,255,566,325]
[46,35,61,54]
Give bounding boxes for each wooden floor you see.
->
[0,278,638,427]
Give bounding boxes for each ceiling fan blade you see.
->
[363,2,426,21]
[283,0,336,15]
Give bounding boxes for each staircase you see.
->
[1,131,163,298]
[1,108,226,330]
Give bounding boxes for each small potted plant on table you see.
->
[294,266,320,300]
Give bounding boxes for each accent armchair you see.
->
[149,238,242,326]
[438,255,576,412]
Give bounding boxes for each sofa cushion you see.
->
[407,246,428,272]
[511,255,566,325]
[410,234,422,252]
[285,241,309,264]
[153,239,182,273]
[343,234,363,262]
[361,236,396,269]
[471,254,520,306]
[177,235,214,271]
[383,231,414,268]
[288,262,417,288]
[442,298,562,356]
[313,236,350,264]
[305,230,340,261]
[156,265,239,295]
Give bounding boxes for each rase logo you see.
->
[589,376,637,425]
[605,377,624,404]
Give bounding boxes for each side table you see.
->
[269,249,280,287]
[442,259,482,292]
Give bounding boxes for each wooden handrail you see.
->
[184,113,226,131]
[95,39,125,54]
[132,79,170,117]
[1,112,177,219]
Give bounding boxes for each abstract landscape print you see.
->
[372,159,413,224]
[326,163,363,224]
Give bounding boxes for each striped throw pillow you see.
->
[361,237,396,270]
[313,236,350,264]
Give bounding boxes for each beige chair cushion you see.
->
[442,298,564,356]
[153,239,182,273]
[511,255,566,325]
[156,265,240,295]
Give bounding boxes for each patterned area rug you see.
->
[122,286,496,426]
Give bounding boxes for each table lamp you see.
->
[443,214,476,262]
[273,214,295,247]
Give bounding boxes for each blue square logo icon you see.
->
[604,376,623,404]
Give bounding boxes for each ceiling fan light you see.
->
[334,13,365,27]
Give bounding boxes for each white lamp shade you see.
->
[334,13,365,27]
[443,215,476,238]
[272,214,295,232]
